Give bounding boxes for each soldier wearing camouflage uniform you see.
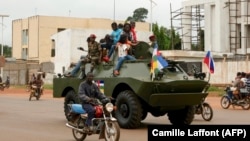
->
[81,34,102,76]
[66,34,102,78]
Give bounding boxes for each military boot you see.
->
[79,69,86,79]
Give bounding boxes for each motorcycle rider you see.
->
[32,73,44,95]
[231,72,244,100]
[78,72,110,131]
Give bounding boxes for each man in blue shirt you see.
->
[103,22,122,62]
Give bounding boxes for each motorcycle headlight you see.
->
[105,102,114,112]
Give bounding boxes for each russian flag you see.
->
[150,43,168,80]
[203,51,215,74]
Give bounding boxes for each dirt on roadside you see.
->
[0,86,53,95]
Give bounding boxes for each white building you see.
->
[182,0,250,55]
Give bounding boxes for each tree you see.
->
[0,44,12,57]
[191,29,205,51]
[126,8,148,22]
[152,23,182,50]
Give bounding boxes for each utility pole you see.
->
[0,14,9,78]
[149,0,157,33]
[113,0,116,21]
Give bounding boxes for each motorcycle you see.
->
[0,77,10,91]
[220,86,250,110]
[191,64,213,121]
[29,85,42,101]
[66,99,120,141]
[195,97,213,121]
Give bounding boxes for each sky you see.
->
[0,0,183,46]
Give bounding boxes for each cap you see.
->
[149,35,155,40]
[89,34,96,38]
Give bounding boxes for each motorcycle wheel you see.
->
[29,92,34,101]
[29,94,32,101]
[220,96,231,109]
[104,121,120,141]
[36,95,40,100]
[72,128,87,141]
[201,103,213,121]
[71,117,87,141]
[241,98,250,110]
[35,92,40,100]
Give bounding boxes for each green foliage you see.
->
[191,29,205,51]
[152,23,182,50]
[0,44,12,57]
[126,7,148,22]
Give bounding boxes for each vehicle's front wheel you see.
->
[167,106,195,125]
[64,90,80,121]
[201,102,213,121]
[104,121,120,141]
[115,90,142,129]
[220,96,231,109]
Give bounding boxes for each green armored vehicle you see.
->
[53,42,210,129]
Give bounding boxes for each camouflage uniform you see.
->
[80,41,102,73]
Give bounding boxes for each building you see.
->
[12,15,150,63]
[181,0,250,55]
[10,15,150,84]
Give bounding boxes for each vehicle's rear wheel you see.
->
[64,90,80,121]
[167,106,195,125]
[115,90,142,129]
[241,98,250,110]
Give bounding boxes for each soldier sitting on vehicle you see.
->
[66,34,103,79]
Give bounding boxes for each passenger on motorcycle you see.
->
[32,73,44,95]
[78,72,110,131]
[230,72,244,100]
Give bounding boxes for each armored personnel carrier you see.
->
[53,41,210,129]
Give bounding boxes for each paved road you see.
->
[0,89,250,141]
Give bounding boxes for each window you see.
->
[57,28,65,32]
[22,29,28,45]
[51,39,55,57]
[21,48,28,60]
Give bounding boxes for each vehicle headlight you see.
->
[105,102,114,112]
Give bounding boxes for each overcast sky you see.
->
[1,0,183,46]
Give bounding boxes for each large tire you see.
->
[167,106,195,125]
[201,103,213,121]
[64,90,80,121]
[115,90,142,129]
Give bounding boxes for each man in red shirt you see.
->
[130,21,137,43]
